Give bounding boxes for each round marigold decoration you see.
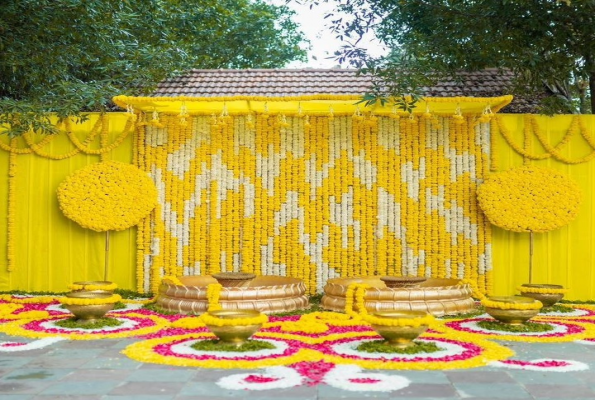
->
[477,166,581,233]
[57,161,157,232]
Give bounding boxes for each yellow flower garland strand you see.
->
[0,313,169,340]
[65,116,133,155]
[495,115,595,164]
[123,333,322,369]
[162,276,184,286]
[205,283,223,312]
[68,282,118,291]
[459,278,487,300]
[480,298,542,310]
[58,293,122,306]
[345,283,437,328]
[0,294,56,304]
[199,312,268,327]
[7,139,17,272]
[531,117,595,164]
[517,286,569,294]
[170,317,206,329]
[199,283,269,326]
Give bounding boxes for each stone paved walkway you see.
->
[1,332,595,399]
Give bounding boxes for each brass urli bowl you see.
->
[204,309,263,346]
[380,276,427,289]
[485,296,542,325]
[211,272,256,288]
[370,310,429,348]
[71,280,114,294]
[63,291,115,323]
[520,284,565,307]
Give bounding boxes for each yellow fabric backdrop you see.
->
[0,111,594,300]
[490,114,595,300]
[0,113,136,292]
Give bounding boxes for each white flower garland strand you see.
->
[39,317,138,333]
[217,366,304,390]
[216,364,411,392]
[492,359,589,372]
[331,338,462,360]
[324,364,411,392]
[0,337,65,352]
[458,320,568,336]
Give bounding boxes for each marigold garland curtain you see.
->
[135,111,493,294]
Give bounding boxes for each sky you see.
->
[266,0,386,69]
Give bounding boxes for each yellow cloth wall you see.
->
[0,113,136,292]
[490,114,595,300]
[0,110,594,300]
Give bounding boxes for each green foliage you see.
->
[320,0,595,113]
[0,290,66,296]
[0,0,307,135]
[190,339,276,352]
[439,307,485,320]
[541,304,575,313]
[477,320,554,333]
[561,299,595,305]
[271,294,324,316]
[114,288,153,300]
[142,302,181,316]
[54,317,123,329]
[356,340,442,354]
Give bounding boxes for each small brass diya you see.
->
[485,296,541,325]
[212,272,256,287]
[380,276,427,289]
[520,284,565,307]
[370,310,429,348]
[63,291,115,323]
[71,280,115,294]
[204,309,263,346]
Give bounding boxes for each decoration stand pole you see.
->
[529,231,534,284]
[104,230,110,281]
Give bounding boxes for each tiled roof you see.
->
[153,68,542,113]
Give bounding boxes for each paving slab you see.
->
[454,382,531,398]
[109,381,186,396]
[524,384,595,398]
[2,325,595,399]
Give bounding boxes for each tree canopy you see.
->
[320,0,595,113]
[0,0,307,135]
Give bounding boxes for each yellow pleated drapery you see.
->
[0,114,136,292]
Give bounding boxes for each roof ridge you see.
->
[186,68,360,73]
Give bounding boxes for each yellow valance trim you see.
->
[113,94,513,116]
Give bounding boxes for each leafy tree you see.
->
[0,0,307,135]
[317,0,595,113]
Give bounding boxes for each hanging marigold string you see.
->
[493,115,595,166]
[135,111,493,295]
[6,139,18,272]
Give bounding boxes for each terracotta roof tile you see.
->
[153,68,543,113]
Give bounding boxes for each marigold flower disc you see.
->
[57,161,157,232]
[477,166,581,233]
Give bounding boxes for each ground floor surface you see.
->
[1,334,595,399]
